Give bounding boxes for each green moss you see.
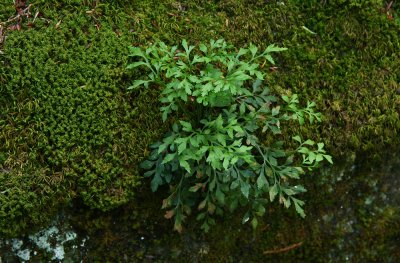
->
[0,1,399,261]
[0,9,164,236]
[61,148,399,262]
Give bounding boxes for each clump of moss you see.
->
[0,8,164,236]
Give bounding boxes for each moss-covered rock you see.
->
[0,1,399,258]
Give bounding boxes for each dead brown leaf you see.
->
[7,24,21,31]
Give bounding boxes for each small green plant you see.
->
[127,39,332,232]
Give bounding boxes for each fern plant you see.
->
[127,39,332,232]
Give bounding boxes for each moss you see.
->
[59,147,399,262]
[0,0,399,260]
[0,7,164,236]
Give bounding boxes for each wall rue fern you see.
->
[127,39,332,232]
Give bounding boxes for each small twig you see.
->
[0,14,21,25]
[39,17,52,24]
[17,3,32,14]
[55,20,62,29]
[263,242,303,255]
[385,1,394,12]
[20,3,32,15]
[32,10,39,23]
[0,4,32,25]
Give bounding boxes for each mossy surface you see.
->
[0,0,399,261]
[55,148,397,263]
[0,1,165,236]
